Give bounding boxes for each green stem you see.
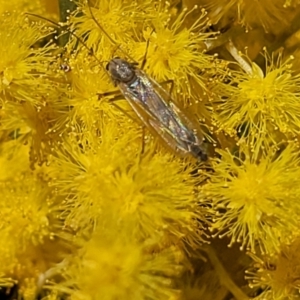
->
[202,245,250,300]
[58,0,77,46]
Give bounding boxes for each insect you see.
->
[27,1,208,161]
[105,57,208,161]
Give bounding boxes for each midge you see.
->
[27,1,208,161]
[106,57,208,161]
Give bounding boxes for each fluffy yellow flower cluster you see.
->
[1,0,300,299]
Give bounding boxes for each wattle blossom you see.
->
[201,143,300,254]
[2,0,300,299]
[246,238,300,299]
[212,50,300,159]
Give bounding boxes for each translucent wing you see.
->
[117,69,207,160]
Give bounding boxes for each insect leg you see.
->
[109,95,126,102]
[111,101,147,155]
[141,126,146,154]
[140,29,155,70]
[110,102,135,120]
[160,79,174,95]
[97,90,121,100]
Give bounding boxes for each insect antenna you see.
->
[86,0,136,62]
[25,12,106,72]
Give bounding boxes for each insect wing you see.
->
[147,75,207,160]
[147,74,204,143]
[118,70,204,158]
[118,75,184,151]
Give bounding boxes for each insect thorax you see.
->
[107,58,137,85]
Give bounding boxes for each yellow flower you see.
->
[0,171,50,292]
[246,237,300,299]
[0,140,72,297]
[69,0,156,61]
[131,6,217,95]
[0,13,57,104]
[0,13,79,169]
[200,0,291,32]
[69,0,219,98]
[54,51,131,146]
[212,50,300,158]
[201,143,300,254]
[0,173,50,254]
[0,0,44,15]
[0,140,30,180]
[0,99,64,168]
[0,142,75,298]
[53,227,183,300]
[50,119,203,249]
